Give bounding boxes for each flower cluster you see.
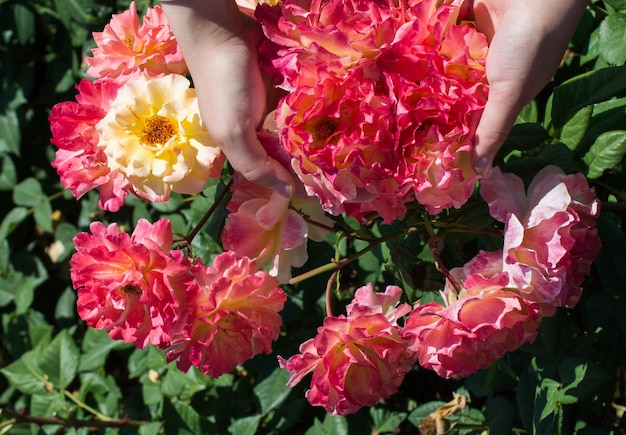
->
[51,0,603,420]
[403,167,600,378]
[49,2,223,210]
[71,219,286,377]
[256,0,488,221]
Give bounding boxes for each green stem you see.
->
[325,270,338,317]
[289,227,416,285]
[62,389,115,422]
[0,406,145,429]
[184,180,233,245]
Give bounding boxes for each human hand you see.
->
[471,0,588,176]
[161,0,294,198]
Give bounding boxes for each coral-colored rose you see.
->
[480,166,600,310]
[403,251,542,379]
[259,0,488,219]
[70,219,192,348]
[49,79,130,211]
[279,285,415,415]
[96,74,224,202]
[222,173,333,283]
[164,252,286,378]
[87,2,186,81]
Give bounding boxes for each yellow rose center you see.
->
[141,115,177,147]
[124,35,135,49]
[120,284,142,297]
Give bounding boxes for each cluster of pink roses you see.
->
[49,2,224,211]
[50,0,603,419]
[403,166,600,378]
[256,0,488,221]
[71,218,287,377]
[280,166,600,412]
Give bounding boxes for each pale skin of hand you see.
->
[162,0,588,190]
[472,0,588,176]
[161,0,295,198]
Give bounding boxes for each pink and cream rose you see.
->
[279,285,416,415]
[481,166,600,310]
[49,78,129,212]
[87,2,187,82]
[70,219,192,348]
[164,252,286,378]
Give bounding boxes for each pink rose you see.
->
[49,79,129,211]
[222,173,333,283]
[164,252,286,378]
[481,166,600,309]
[87,2,187,82]
[279,285,416,415]
[70,219,192,348]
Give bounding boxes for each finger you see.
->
[220,129,295,198]
[473,89,522,177]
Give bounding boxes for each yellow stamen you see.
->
[141,115,177,146]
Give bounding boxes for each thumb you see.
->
[472,90,522,177]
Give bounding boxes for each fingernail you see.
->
[271,182,293,199]
[474,156,493,177]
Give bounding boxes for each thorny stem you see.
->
[289,227,417,285]
[0,406,145,430]
[297,212,374,241]
[423,214,464,295]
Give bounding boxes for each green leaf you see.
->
[139,422,164,435]
[39,330,80,389]
[169,397,203,434]
[253,366,291,414]
[79,328,126,372]
[369,407,407,432]
[407,401,446,427]
[551,65,626,129]
[13,273,36,315]
[583,130,626,178]
[516,100,538,124]
[597,13,626,65]
[306,414,349,435]
[0,276,14,307]
[0,155,17,190]
[0,349,48,395]
[160,366,207,400]
[54,287,76,326]
[0,207,28,240]
[560,106,592,150]
[559,358,608,402]
[0,109,21,156]
[53,222,78,263]
[34,199,54,233]
[29,325,53,351]
[30,391,68,420]
[228,415,262,435]
[53,0,87,26]
[13,177,46,207]
[503,123,551,151]
[13,3,35,45]
[604,0,626,10]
